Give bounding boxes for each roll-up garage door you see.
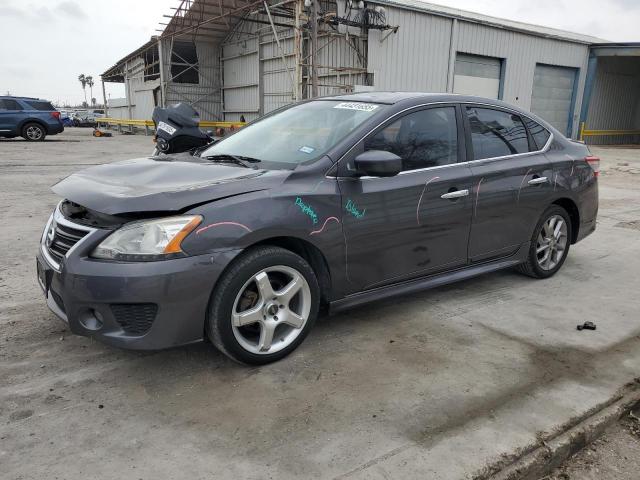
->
[530,64,577,136]
[453,54,501,99]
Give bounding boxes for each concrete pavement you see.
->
[1,130,639,479]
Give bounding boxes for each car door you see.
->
[0,98,24,135]
[338,104,474,292]
[463,105,554,262]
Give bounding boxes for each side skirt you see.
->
[329,242,529,314]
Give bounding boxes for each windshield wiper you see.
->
[202,154,260,168]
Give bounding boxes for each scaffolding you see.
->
[100,0,397,120]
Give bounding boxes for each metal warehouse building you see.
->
[100,0,640,144]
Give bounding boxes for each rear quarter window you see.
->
[523,117,551,150]
[25,100,55,111]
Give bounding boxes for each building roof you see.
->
[101,37,159,82]
[160,0,268,42]
[372,0,607,44]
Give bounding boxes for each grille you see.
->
[46,221,89,263]
[110,304,158,335]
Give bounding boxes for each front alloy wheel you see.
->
[207,246,320,364]
[232,266,311,355]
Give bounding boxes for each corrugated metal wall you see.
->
[368,9,451,92]
[221,0,367,122]
[368,4,590,137]
[122,57,158,119]
[222,34,260,122]
[162,38,223,121]
[132,2,598,136]
[586,57,640,145]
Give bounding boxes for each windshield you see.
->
[201,100,384,167]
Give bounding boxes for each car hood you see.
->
[52,155,288,215]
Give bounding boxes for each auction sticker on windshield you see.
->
[157,121,177,135]
[333,102,379,112]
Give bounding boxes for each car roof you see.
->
[320,91,563,137]
[0,95,49,101]
[322,91,520,108]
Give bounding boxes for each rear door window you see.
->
[364,106,459,171]
[25,100,55,111]
[0,99,22,110]
[523,117,551,150]
[466,107,529,160]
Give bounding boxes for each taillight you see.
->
[585,156,600,177]
[51,111,61,120]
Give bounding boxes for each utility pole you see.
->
[101,79,109,116]
[310,0,319,98]
[294,0,303,101]
[157,37,167,107]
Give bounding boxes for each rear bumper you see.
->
[47,122,64,135]
[38,238,241,350]
[576,179,598,243]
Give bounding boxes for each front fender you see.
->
[181,178,346,297]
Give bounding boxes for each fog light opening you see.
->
[79,309,104,331]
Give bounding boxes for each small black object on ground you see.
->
[577,321,597,331]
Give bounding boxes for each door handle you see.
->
[441,189,469,200]
[527,176,548,185]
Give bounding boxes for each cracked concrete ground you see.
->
[1,130,639,479]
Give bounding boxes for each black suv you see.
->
[37,93,599,364]
[0,96,64,141]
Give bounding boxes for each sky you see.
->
[1,0,639,106]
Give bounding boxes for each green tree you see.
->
[78,74,87,105]
[86,75,94,106]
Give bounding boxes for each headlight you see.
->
[92,215,202,261]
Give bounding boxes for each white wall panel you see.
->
[368,7,452,92]
[222,35,259,122]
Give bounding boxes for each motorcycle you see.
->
[151,103,215,156]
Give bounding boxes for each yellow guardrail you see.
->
[579,122,640,142]
[200,121,246,128]
[97,118,246,130]
[98,118,154,127]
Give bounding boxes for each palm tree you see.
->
[86,76,94,105]
[78,74,87,105]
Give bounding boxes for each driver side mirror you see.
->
[354,150,402,177]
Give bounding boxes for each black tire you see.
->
[517,205,572,279]
[21,122,46,141]
[207,246,320,365]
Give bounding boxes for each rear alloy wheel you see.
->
[207,246,319,364]
[518,205,572,279]
[22,122,46,141]
[536,214,568,271]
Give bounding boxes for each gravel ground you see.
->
[543,405,640,480]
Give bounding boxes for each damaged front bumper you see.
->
[37,208,241,350]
